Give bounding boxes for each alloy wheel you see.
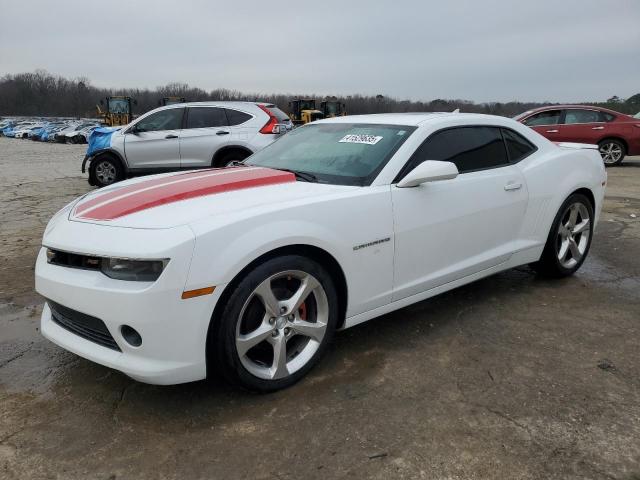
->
[95,161,116,185]
[235,270,329,380]
[599,142,622,164]
[556,202,591,269]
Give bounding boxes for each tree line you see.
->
[0,70,638,119]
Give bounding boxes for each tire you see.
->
[210,255,339,392]
[90,155,123,188]
[213,150,250,168]
[532,193,594,278]
[598,139,626,166]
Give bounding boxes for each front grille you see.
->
[48,301,121,351]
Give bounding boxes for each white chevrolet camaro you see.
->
[35,113,606,391]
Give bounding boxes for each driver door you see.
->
[391,126,528,301]
[124,107,184,169]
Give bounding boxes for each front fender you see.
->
[82,148,128,174]
[186,219,348,292]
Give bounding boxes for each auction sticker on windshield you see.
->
[339,134,383,145]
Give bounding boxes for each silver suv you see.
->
[83,101,292,187]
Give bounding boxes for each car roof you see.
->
[520,104,626,116]
[316,112,514,127]
[163,101,273,109]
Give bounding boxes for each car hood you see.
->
[69,167,357,229]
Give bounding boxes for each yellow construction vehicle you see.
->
[321,100,347,118]
[288,99,324,125]
[160,96,186,106]
[96,96,134,126]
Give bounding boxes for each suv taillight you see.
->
[257,104,280,134]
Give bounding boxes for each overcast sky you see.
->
[1,0,638,103]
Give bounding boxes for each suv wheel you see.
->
[91,156,123,187]
[214,150,250,168]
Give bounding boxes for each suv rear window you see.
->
[225,109,252,126]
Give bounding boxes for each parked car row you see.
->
[0,118,101,144]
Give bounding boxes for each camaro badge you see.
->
[353,237,391,251]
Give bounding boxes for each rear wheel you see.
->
[532,193,593,277]
[91,155,123,187]
[213,150,250,168]
[211,255,338,392]
[599,139,625,166]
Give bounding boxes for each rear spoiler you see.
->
[554,142,599,150]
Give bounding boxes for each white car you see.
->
[82,101,292,188]
[35,113,606,391]
[60,123,99,144]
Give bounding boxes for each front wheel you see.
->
[211,255,339,392]
[91,156,123,187]
[532,193,594,277]
[599,139,625,166]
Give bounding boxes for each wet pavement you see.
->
[1,137,639,479]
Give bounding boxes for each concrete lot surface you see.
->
[1,137,639,479]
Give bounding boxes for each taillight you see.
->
[257,104,280,134]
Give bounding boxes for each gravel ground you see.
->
[1,136,639,479]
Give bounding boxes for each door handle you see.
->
[592,126,604,130]
[504,182,522,191]
[216,131,230,136]
[165,134,178,139]
[546,129,559,133]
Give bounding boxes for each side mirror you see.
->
[397,160,458,188]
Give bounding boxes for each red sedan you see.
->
[515,105,640,166]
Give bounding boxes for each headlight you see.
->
[101,257,169,281]
[46,248,168,282]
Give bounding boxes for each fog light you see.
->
[120,325,142,347]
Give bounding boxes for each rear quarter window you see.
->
[225,109,253,126]
[501,128,537,162]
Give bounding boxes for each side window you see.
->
[408,126,509,174]
[501,128,537,162]
[186,107,228,129]
[225,109,252,126]
[563,109,601,124]
[135,108,183,132]
[600,112,616,122]
[523,110,562,126]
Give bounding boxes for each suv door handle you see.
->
[546,129,559,133]
[504,182,522,191]
[592,126,604,130]
[165,134,178,139]
[216,131,230,136]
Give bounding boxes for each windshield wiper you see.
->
[276,168,318,183]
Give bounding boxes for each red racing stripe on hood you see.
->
[75,167,246,215]
[75,167,295,221]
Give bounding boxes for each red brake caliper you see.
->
[298,302,307,321]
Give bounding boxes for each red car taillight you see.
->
[257,104,281,134]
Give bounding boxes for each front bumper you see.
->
[35,221,223,385]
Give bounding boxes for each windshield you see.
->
[246,123,415,186]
